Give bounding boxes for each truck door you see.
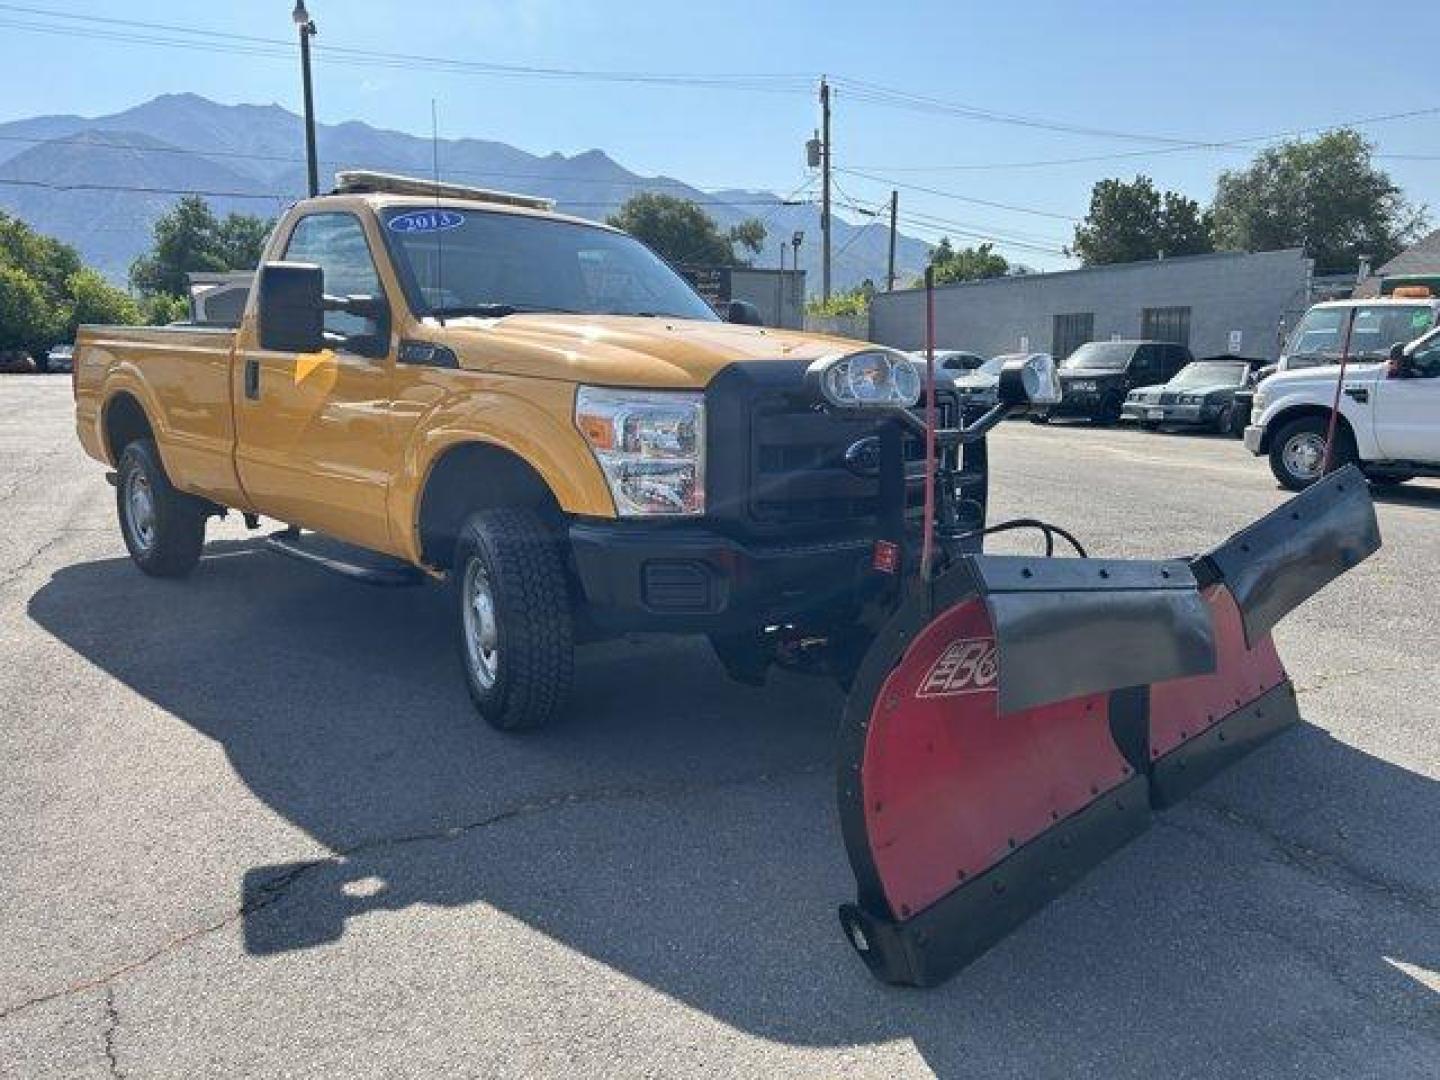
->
[234,211,398,552]
[1374,331,1440,462]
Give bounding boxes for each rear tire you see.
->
[452,508,574,731]
[116,439,206,577]
[1268,415,1353,491]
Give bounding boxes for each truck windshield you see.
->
[381,207,719,322]
[1061,342,1133,370]
[1169,362,1247,388]
[1284,304,1435,368]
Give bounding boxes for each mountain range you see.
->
[0,93,931,293]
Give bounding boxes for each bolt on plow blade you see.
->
[837,466,1380,987]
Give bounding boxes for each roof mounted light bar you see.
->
[332,170,555,211]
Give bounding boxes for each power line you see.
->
[0,174,800,211]
[0,131,810,198]
[0,5,813,91]
[836,167,1077,222]
[847,103,1440,173]
[831,77,1199,147]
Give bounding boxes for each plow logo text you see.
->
[917,637,999,698]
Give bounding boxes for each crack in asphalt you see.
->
[0,447,66,504]
[1165,796,1440,916]
[1292,663,1423,696]
[102,985,125,1080]
[0,759,826,1023]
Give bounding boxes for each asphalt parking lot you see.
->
[2,375,1437,1079]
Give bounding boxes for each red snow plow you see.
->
[809,342,1381,987]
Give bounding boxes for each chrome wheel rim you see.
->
[1282,432,1326,482]
[462,557,500,690]
[124,470,157,552]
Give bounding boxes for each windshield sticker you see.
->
[1413,311,1434,331]
[387,210,465,234]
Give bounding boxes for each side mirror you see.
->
[998,352,1062,407]
[1387,340,1413,379]
[727,299,764,326]
[258,261,324,353]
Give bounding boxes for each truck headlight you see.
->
[575,387,704,517]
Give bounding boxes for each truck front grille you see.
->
[704,361,961,535]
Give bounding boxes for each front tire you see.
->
[1213,402,1237,436]
[452,508,574,731]
[116,439,206,577]
[1268,415,1353,491]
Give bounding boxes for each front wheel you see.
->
[452,508,574,731]
[116,439,206,577]
[1213,402,1237,436]
[1268,415,1353,491]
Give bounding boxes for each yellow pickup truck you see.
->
[75,171,942,730]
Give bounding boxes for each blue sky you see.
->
[2,0,1437,270]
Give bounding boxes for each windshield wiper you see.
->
[430,303,576,319]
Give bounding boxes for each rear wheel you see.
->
[1268,415,1353,491]
[452,508,574,731]
[116,439,206,577]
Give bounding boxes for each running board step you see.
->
[264,529,426,587]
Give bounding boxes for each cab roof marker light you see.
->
[333,170,555,211]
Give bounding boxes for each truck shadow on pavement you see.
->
[29,543,1440,1076]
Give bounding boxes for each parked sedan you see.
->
[907,349,986,374]
[1121,358,1255,434]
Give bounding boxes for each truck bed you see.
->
[74,323,247,508]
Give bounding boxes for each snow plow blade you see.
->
[837,466,1380,987]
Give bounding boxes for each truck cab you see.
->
[1278,295,1439,373]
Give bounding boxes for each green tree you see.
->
[1211,129,1425,272]
[807,281,874,318]
[140,293,190,326]
[0,264,58,356]
[215,212,272,270]
[130,196,273,297]
[66,268,141,336]
[924,238,1010,284]
[1071,176,1213,265]
[0,210,82,313]
[607,192,766,265]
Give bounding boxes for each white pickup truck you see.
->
[1244,325,1440,489]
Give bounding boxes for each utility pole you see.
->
[820,77,832,303]
[886,189,898,291]
[293,2,320,198]
[777,242,785,327]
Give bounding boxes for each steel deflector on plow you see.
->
[837,465,1381,987]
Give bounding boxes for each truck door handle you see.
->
[1343,386,1369,404]
[244,359,260,400]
